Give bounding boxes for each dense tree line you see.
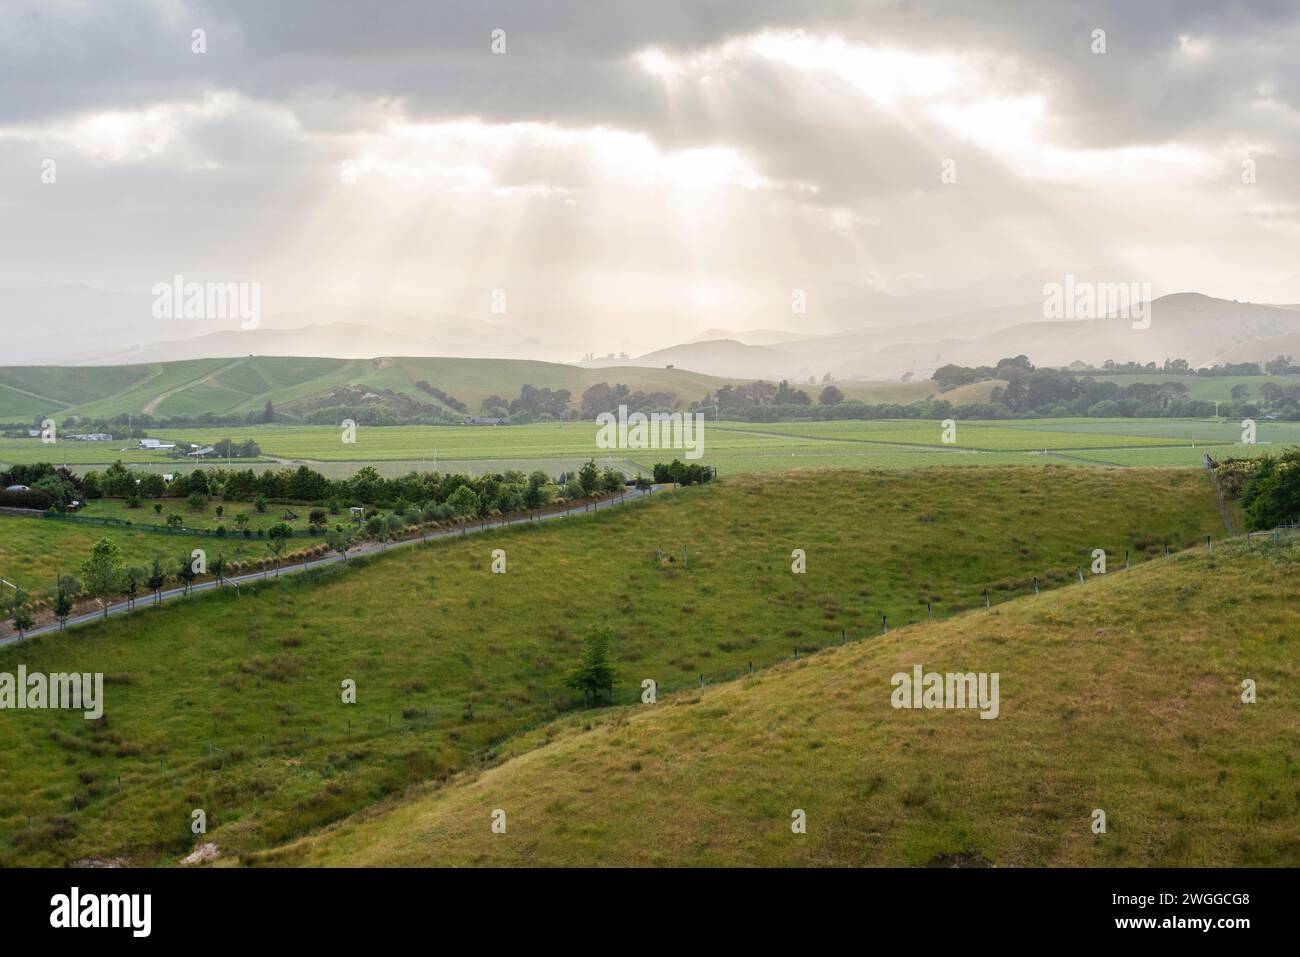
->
[479,384,574,421]
[652,460,715,485]
[579,382,678,417]
[932,355,1300,419]
[0,464,82,510]
[414,380,468,412]
[72,458,639,519]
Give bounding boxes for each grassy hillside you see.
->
[272,534,1300,868]
[0,468,1227,866]
[3,415,1290,475]
[0,356,1016,425]
[0,356,741,421]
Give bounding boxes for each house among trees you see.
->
[465,416,509,426]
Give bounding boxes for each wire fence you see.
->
[41,510,326,539]
[12,525,1300,855]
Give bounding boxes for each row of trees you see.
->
[3,456,695,638]
[414,380,468,412]
[78,459,633,515]
[579,382,678,418]
[3,526,311,638]
[938,355,1300,392]
[480,384,572,421]
[1073,356,1300,377]
[931,355,1300,419]
[693,380,845,416]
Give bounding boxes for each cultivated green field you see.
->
[0,437,278,467]
[71,498,333,534]
[0,519,220,593]
[278,533,1300,867]
[3,416,1289,476]
[0,468,1230,866]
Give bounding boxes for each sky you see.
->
[1,0,1298,357]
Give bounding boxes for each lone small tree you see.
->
[578,459,599,495]
[385,513,405,545]
[54,587,72,631]
[175,552,198,595]
[267,522,294,575]
[146,557,166,604]
[522,481,543,516]
[564,628,618,706]
[327,526,352,562]
[124,568,139,609]
[210,553,226,586]
[80,538,126,620]
[446,485,479,535]
[10,595,34,640]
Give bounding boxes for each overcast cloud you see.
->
[1,0,1298,355]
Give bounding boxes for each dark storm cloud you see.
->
[6,1,1298,143]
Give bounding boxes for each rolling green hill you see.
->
[270,531,1300,868]
[0,355,990,424]
[0,356,742,422]
[0,467,1228,866]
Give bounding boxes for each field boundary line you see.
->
[710,424,1202,455]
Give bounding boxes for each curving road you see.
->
[3,485,666,647]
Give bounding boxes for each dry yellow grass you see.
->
[266,537,1300,867]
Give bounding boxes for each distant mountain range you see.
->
[0,286,577,365]
[4,284,1299,386]
[627,294,1300,381]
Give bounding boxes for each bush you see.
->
[0,487,53,510]
[1240,448,1300,529]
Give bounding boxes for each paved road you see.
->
[3,486,665,647]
